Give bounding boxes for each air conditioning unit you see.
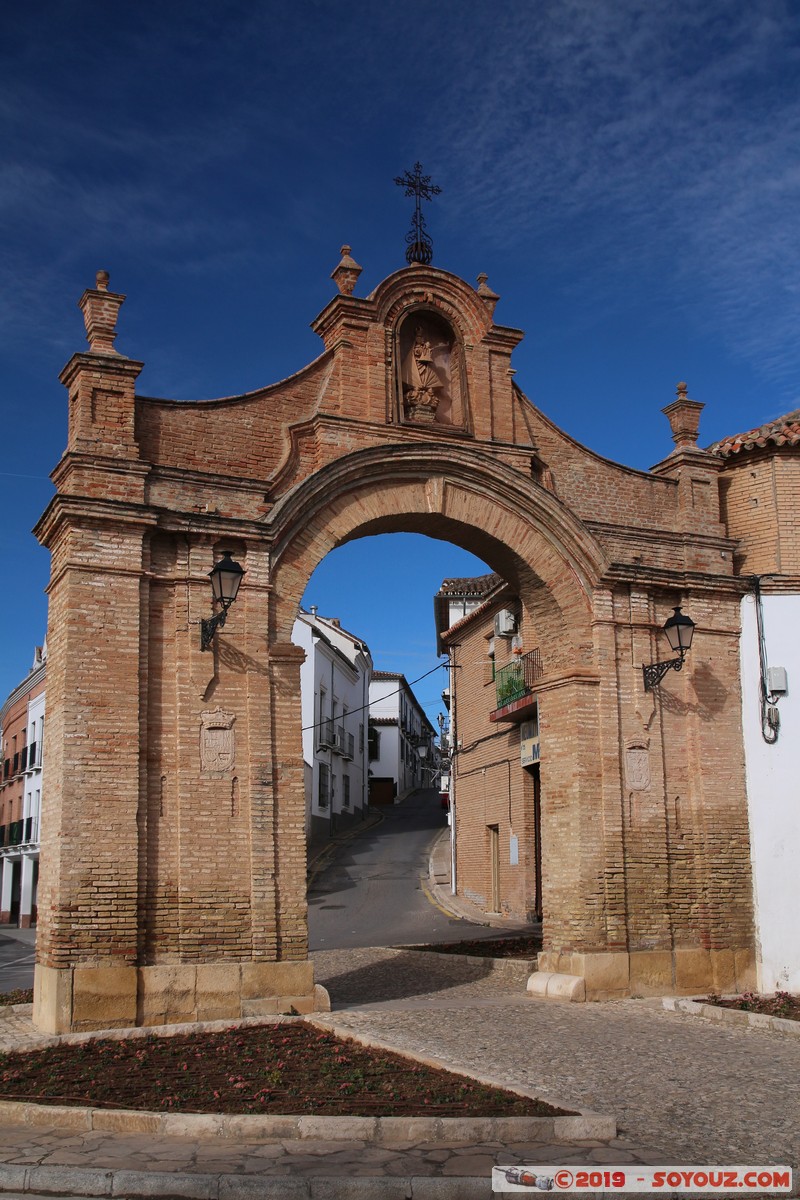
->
[494,609,516,638]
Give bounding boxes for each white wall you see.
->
[293,614,371,831]
[24,691,44,843]
[369,677,432,799]
[740,593,800,992]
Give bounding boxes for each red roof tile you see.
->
[437,573,501,596]
[709,409,800,457]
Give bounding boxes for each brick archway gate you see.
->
[33,260,756,1032]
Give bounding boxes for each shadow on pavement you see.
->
[313,947,496,1008]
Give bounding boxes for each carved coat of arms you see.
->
[200,708,236,773]
[625,741,651,792]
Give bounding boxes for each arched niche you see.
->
[395,307,469,431]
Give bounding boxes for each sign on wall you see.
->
[520,713,540,767]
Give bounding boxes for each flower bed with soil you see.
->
[0,1020,569,1117]
[702,990,800,1022]
[0,989,32,1007]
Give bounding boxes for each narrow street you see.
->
[308,787,529,951]
[0,789,528,996]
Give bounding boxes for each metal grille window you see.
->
[318,762,330,808]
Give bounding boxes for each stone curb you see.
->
[0,1005,32,1020]
[0,1098,612,1145]
[391,948,537,983]
[0,1165,492,1199]
[0,1010,300,1050]
[663,995,800,1036]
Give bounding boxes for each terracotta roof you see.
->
[369,716,398,726]
[371,670,404,681]
[434,573,508,654]
[708,409,800,458]
[437,573,501,596]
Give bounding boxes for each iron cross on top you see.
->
[394,162,442,266]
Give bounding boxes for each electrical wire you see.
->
[300,660,448,733]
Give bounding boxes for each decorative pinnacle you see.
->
[394,162,441,266]
[476,272,499,317]
[662,380,705,449]
[79,270,125,354]
[331,244,363,296]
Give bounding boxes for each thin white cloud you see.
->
[424,0,800,397]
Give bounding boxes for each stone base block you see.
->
[527,971,586,1001]
[33,959,324,1034]
[314,983,332,1012]
[34,964,77,1034]
[537,945,756,1000]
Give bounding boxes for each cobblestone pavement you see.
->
[0,946,797,1196]
[313,947,800,1169]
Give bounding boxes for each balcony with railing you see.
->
[318,719,336,750]
[490,649,543,721]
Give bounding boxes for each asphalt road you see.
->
[0,929,35,994]
[308,788,517,950]
[0,790,514,994]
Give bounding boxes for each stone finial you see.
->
[79,270,125,355]
[662,380,705,449]
[331,245,363,296]
[476,272,499,317]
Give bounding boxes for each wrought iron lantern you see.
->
[642,606,695,691]
[200,550,245,651]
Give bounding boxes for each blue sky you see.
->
[2,1,800,722]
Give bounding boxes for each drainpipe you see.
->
[749,576,781,745]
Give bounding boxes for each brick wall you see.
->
[33,263,758,1024]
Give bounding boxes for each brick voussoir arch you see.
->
[267,440,608,653]
[370,264,498,343]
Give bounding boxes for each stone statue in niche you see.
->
[400,315,454,424]
[200,707,236,773]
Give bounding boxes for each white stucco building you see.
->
[0,643,46,928]
[292,609,372,846]
[711,409,800,992]
[740,590,799,991]
[368,671,436,804]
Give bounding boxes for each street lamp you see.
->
[642,606,696,691]
[200,550,245,651]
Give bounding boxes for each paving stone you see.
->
[409,1181,487,1200]
[585,1148,638,1163]
[1,946,799,1194]
[220,1177,309,1199]
[440,1154,496,1175]
[309,1180,413,1199]
[110,1169,218,1197]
